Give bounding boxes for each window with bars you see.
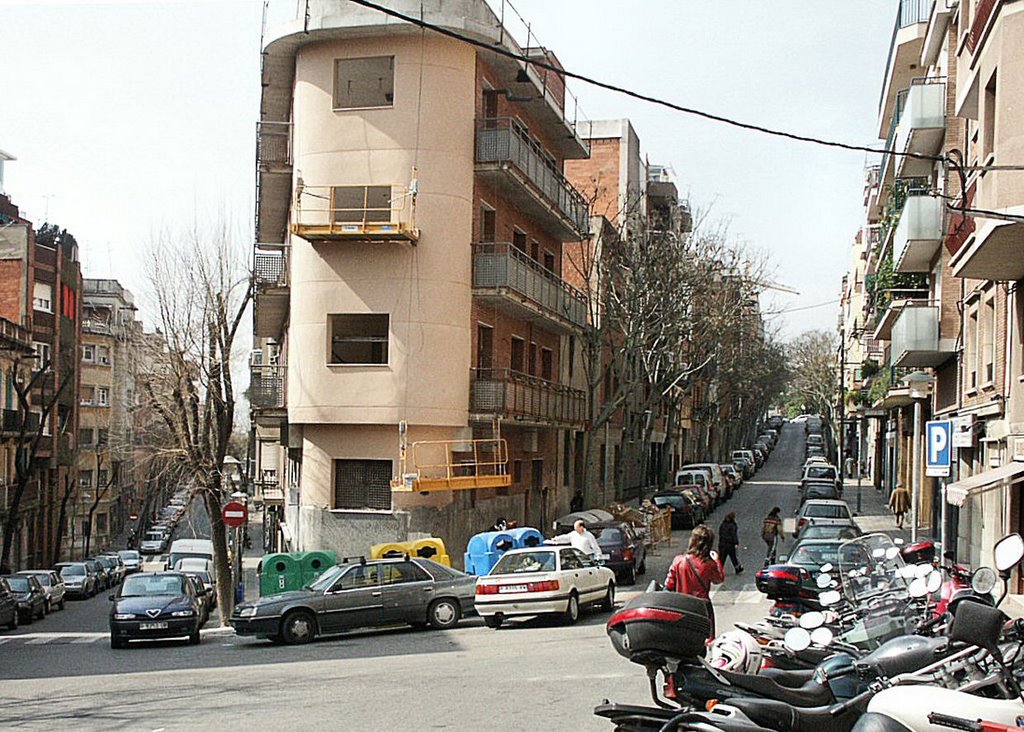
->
[79,428,95,446]
[333,459,392,511]
[329,314,389,365]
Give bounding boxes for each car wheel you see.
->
[638,558,647,576]
[110,634,127,649]
[188,630,201,646]
[44,600,51,615]
[483,615,503,629]
[22,610,33,625]
[600,583,615,612]
[36,603,45,620]
[7,612,17,631]
[562,592,580,625]
[280,610,316,645]
[427,598,460,631]
[59,598,66,611]
[623,565,637,585]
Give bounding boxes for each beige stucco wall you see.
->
[288,34,475,428]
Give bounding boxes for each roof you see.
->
[801,499,848,507]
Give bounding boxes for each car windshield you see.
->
[144,532,163,542]
[789,543,840,568]
[306,564,345,591]
[491,551,557,574]
[594,527,623,546]
[806,466,836,480]
[121,575,186,597]
[5,577,30,592]
[805,504,850,519]
[60,565,85,577]
[800,525,860,540]
[119,551,140,561]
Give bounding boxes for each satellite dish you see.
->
[785,627,811,652]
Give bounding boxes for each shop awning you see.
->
[946,462,1024,507]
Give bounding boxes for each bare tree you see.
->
[139,218,251,621]
[786,330,838,421]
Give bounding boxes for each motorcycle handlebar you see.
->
[829,685,876,716]
[926,712,982,731]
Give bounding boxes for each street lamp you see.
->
[903,371,934,542]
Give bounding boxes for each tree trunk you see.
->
[203,487,234,624]
[52,475,74,565]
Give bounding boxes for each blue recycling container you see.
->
[508,527,544,549]
[464,531,515,575]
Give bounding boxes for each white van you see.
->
[165,539,214,571]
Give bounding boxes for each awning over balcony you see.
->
[951,211,1024,282]
[946,462,1024,507]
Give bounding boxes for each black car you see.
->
[230,557,477,645]
[801,480,840,504]
[109,571,203,649]
[0,579,20,630]
[590,521,646,585]
[650,490,704,529]
[85,559,110,591]
[1,574,47,623]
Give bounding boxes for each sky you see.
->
[0,0,897,339]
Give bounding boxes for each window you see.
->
[983,72,997,160]
[512,229,527,253]
[33,342,51,370]
[96,387,110,407]
[333,459,392,511]
[97,428,109,446]
[78,470,92,489]
[39,412,50,436]
[80,386,95,406]
[567,336,575,380]
[381,562,430,585]
[97,469,109,486]
[560,549,584,570]
[528,341,537,376]
[482,88,499,119]
[530,240,539,261]
[336,564,381,590]
[967,305,979,390]
[95,513,107,535]
[480,206,496,242]
[97,346,111,365]
[476,324,493,370]
[78,428,94,446]
[512,459,523,484]
[543,251,555,272]
[510,336,525,373]
[329,314,389,365]
[33,282,53,313]
[82,345,95,363]
[541,347,553,381]
[983,293,996,385]
[333,56,394,109]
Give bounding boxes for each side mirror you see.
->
[778,555,788,563]
[994,533,1024,576]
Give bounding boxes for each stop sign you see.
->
[222,500,248,528]
[129,513,139,521]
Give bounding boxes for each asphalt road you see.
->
[0,425,807,731]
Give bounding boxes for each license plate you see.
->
[139,622,168,630]
[499,584,528,594]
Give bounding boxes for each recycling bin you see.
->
[411,537,450,567]
[464,531,515,575]
[259,553,301,597]
[300,550,337,586]
[371,541,415,560]
[508,527,544,549]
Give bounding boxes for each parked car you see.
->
[650,490,705,529]
[731,450,756,477]
[186,570,217,611]
[140,530,169,555]
[721,464,742,491]
[474,547,615,629]
[589,521,646,585]
[682,464,729,501]
[118,550,142,574]
[87,558,112,590]
[109,571,204,648]
[750,445,766,467]
[231,557,478,644]
[17,570,66,612]
[0,578,19,630]
[805,445,826,460]
[793,499,854,538]
[56,562,97,599]
[806,433,825,449]
[759,431,777,448]
[778,537,846,576]
[674,470,718,507]
[801,463,842,493]
[801,480,840,504]
[2,574,47,623]
[794,522,862,542]
[768,415,784,431]
[96,555,125,586]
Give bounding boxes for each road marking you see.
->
[0,638,10,646]
[71,636,100,644]
[522,673,633,682]
[24,637,52,645]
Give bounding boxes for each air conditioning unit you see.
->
[250,349,263,367]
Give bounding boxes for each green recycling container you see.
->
[259,553,302,597]
[300,550,337,586]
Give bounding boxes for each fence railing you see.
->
[254,250,288,287]
[473,243,588,329]
[250,365,285,409]
[475,117,589,236]
[257,121,292,168]
[0,316,30,349]
[471,368,586,425]
[879,0,934,111]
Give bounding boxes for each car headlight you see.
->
[236,606,257,618]
[170,609,196,617]
[113,613,134,620]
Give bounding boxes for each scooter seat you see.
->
[758,667,816,688]
[727,698,861,732]
[719,669,833,707]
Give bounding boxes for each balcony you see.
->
[878,0,933,138]
[893,78,946,178]
[475,118,590,241]
[2,409,40,436]
[472,243,588,334]
[0,316,32,353]
[967,0,997,54]
[872,290,930,341]
[470,368,585,427]
[950,175,1024,281]
[255,121,292,245]
[254,249,289,340]
[250,365,286,410]
[893,194,943,272]
[292,184,418,243]
[890,303,955,368]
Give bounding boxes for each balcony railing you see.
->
[946,181,976,258]
[894,78,946,177]
[292,184,419,242]
[250,366,285,409]
[257,121,292,169]
[254,250,288,288]
[879,0,934,111]
[1,409,40,435]
[471,368,585,426]
[968,0,997,54]
[475,118,589,237]
[893,193,943,272]
[472,243,588,331]
[891,303,955,368]
[0,316,31,351]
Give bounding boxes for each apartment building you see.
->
[844,0,1024,579]
[251,0,593,556]
[71,279,140,557]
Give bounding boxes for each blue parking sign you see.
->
[925,420,952,477]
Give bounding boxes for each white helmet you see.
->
[707,629,763,674]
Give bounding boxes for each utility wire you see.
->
[345,0,945,165]
[764,298,841,316]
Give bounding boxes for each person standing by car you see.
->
[718,512,743,574]
[761,507,784,565]
[545,519,602,559]
[665,525,724,638]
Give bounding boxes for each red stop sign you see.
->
[222,500,248,528]
[129,513,139,521]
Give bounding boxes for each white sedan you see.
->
[474,546,616,628]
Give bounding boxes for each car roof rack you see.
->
[341,555,368,565]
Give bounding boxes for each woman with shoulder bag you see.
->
[665,524,725,639]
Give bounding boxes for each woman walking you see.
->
[718,513,743,574]
[889,482,910,529]
[761,507,784,565]
[665,524,725,638]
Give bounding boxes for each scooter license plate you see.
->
[139,621,168,630]
[499,584,528,593]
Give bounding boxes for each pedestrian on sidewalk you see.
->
[718,512,743,574]
[665,524,724,639]
[761,507,784,565]
[889,482,910,529]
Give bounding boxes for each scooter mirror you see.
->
[819,590,842,607]
[909,576,928,597]
[897,565,918,579]
[810,627,833,646]
[886,547,900,560]
[994,533,1024,573]
[784,627,811,652]
[799,611,824,629]
[819,563,834,574]
[893,537,905,545]
[816,573,832,589]
[926,570,942,594]
[916,564,933,579]
[972,566,997,595]
[872,548,886,559]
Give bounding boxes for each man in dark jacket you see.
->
[718,512,743,574]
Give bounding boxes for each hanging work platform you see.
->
[392,438,511,493]
[292,184,419,243]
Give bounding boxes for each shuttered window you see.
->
[333,459,392,511]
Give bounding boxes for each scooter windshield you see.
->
[838,533,909,605]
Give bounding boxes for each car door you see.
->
[379,561,435,625]
[561,548,601,600]
[320,563,383,633]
